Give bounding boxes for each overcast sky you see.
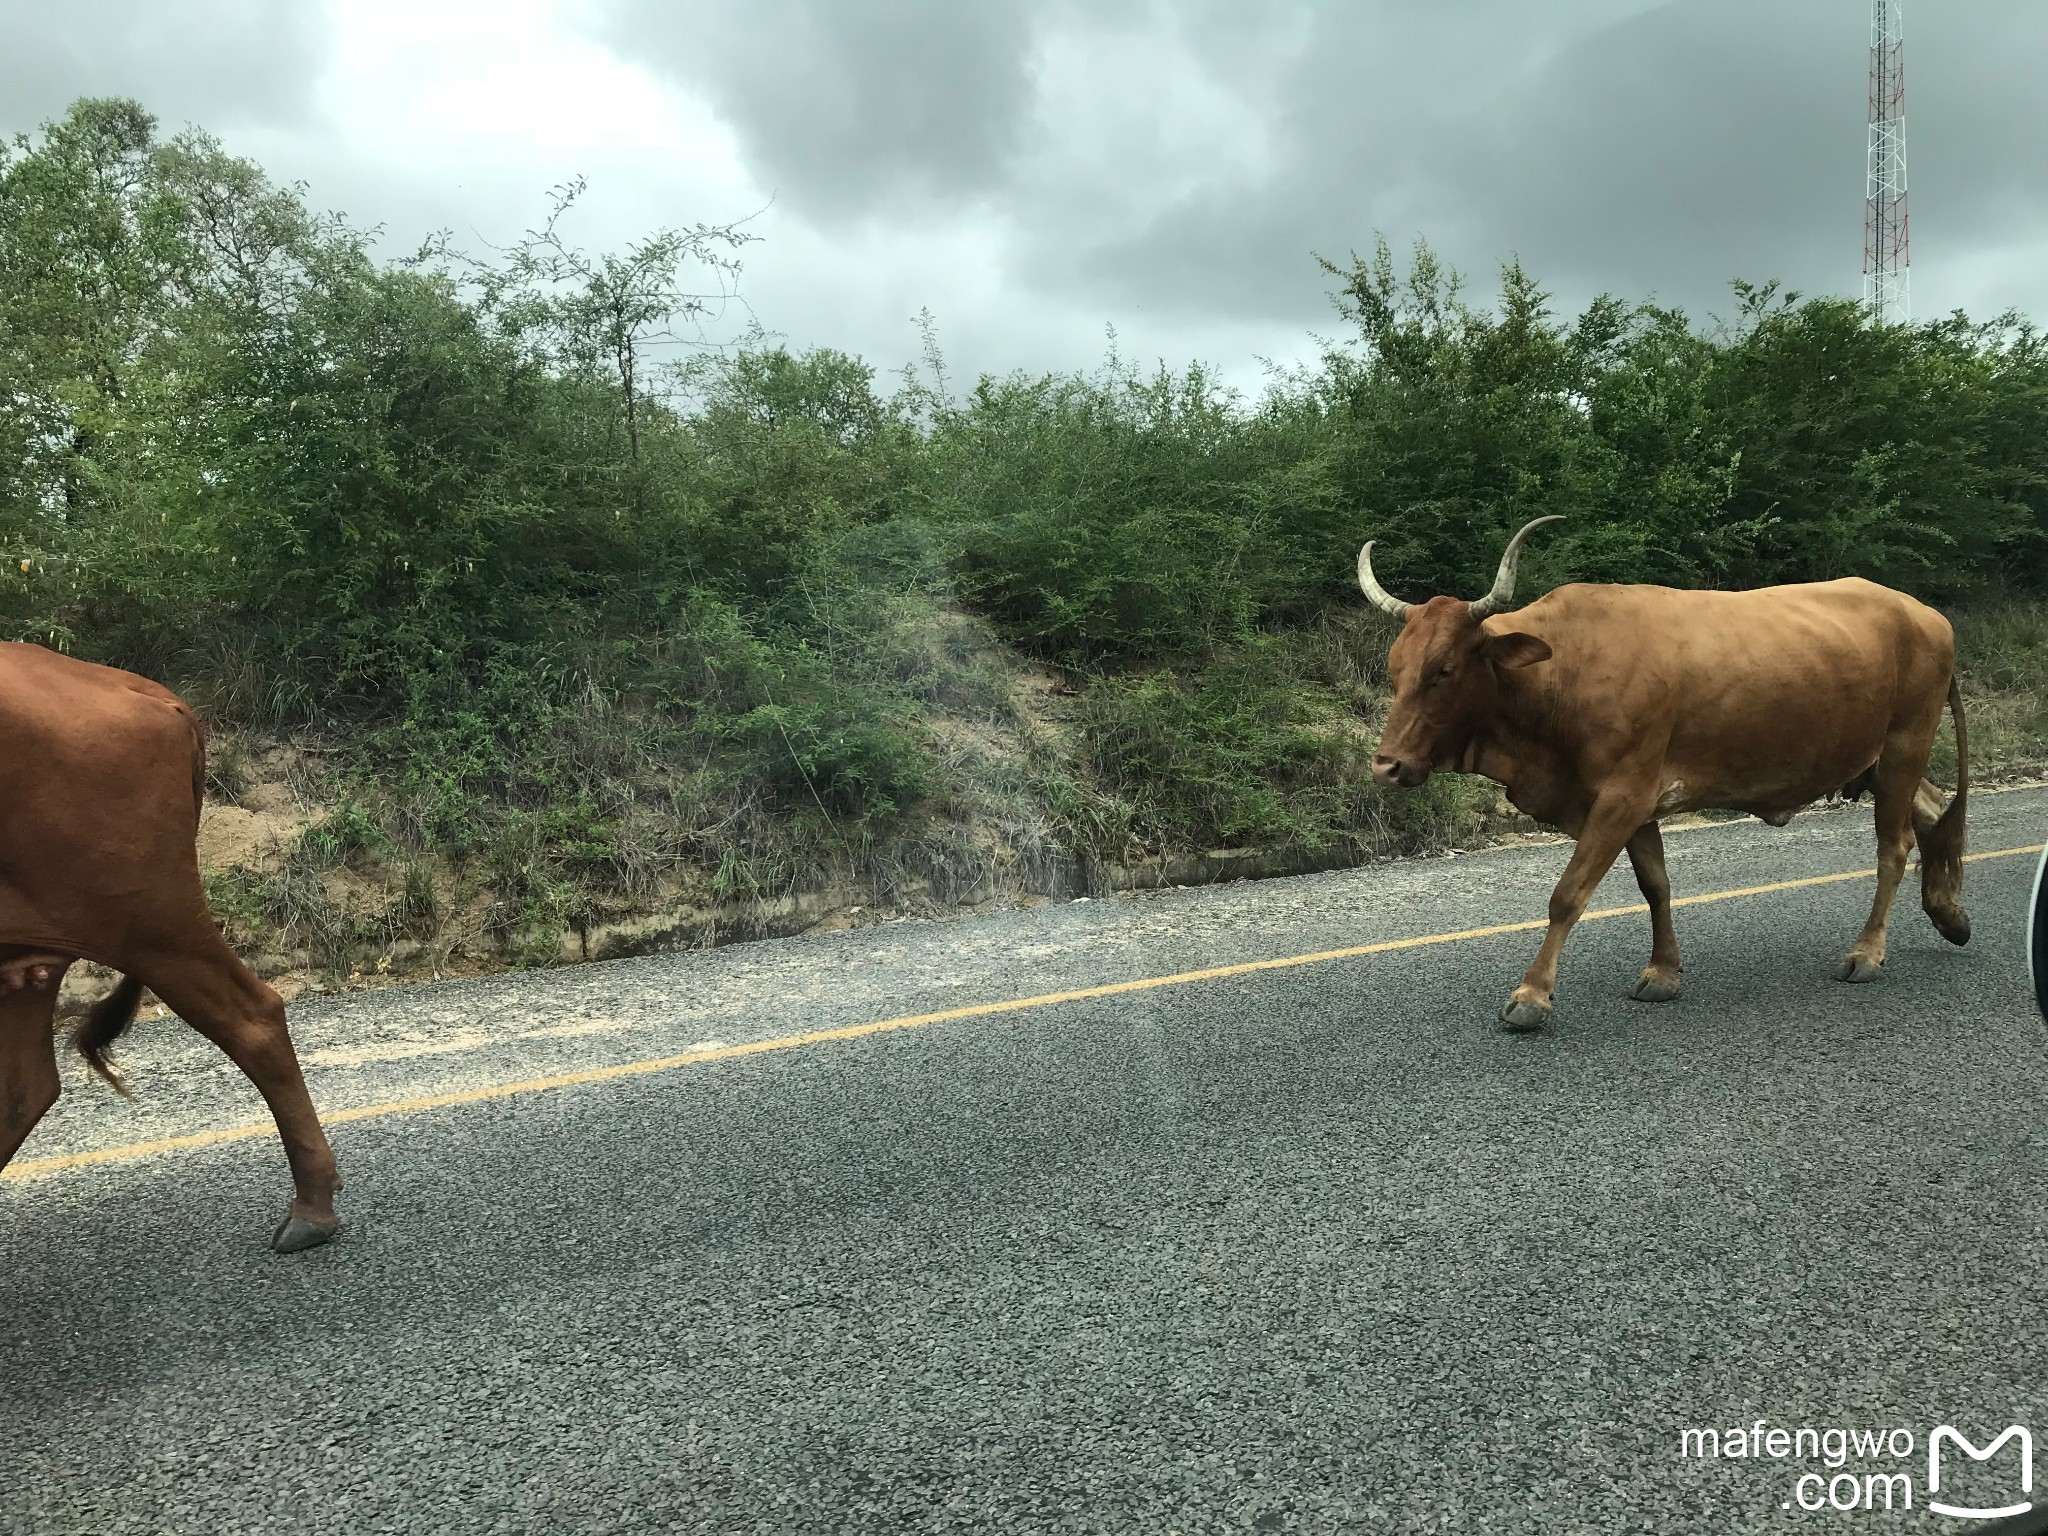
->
[6,0,2046,397]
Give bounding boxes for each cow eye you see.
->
[1435,663,1455,681]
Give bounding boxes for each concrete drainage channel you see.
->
[558,782,2038,969]
[556,829,1551,965]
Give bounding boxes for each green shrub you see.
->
[8,94,2048,949]
[1077,641,1328,849]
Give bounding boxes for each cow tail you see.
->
[74,975,146,1096]
[1931,675,1969,850]
[185,706,208,820]
[1919,675,1970,940]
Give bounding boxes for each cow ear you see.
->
[1487,631,1553,670]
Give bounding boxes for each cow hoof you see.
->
[271,1211,341,1253]
[1630,972,1681,1003]
[1499,999,1551,1032]
[1834,955,1884,984]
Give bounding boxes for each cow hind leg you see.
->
[1837,740,1928,984]
[1625,822,1683,1003]
[135,929,342,1252]
[1,980,64,1170]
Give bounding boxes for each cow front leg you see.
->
[1501,792,1653,1031]
[1625,821,1682,1002]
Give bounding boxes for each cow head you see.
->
[1358,516,1563,788]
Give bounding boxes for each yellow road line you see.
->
[7,840,2043,1184]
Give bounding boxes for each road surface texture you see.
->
[5,788,2048,1535]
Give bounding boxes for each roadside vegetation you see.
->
[6,99,2046,992]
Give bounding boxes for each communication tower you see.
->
[1864,0,1909,322]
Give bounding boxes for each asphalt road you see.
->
[5,789,2048,1535]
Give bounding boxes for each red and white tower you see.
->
[1863,0,1909,322]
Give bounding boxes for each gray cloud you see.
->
[1415,0,1871,316]
[604,0,1043,218]
[0,0,326,139]
[610,0,2048,355]
[1423,0,2048,319]
[5,1,2044,399]
[1041,0,2048,334]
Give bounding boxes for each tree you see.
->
[476,178,758,465]
[0,98,192,525]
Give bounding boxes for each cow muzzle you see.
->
[1372,755,1429,790]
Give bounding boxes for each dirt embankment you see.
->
[55,630,2040,1021]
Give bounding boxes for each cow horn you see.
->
[1468,515,1566,620]
[1356,542,1412,621]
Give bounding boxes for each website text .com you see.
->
[1679,1422,2034,1518]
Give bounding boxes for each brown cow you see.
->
[0,642,341,1250]
[1358,517,1970,1030]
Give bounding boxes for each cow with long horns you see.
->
[1359,517,1970,1030]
